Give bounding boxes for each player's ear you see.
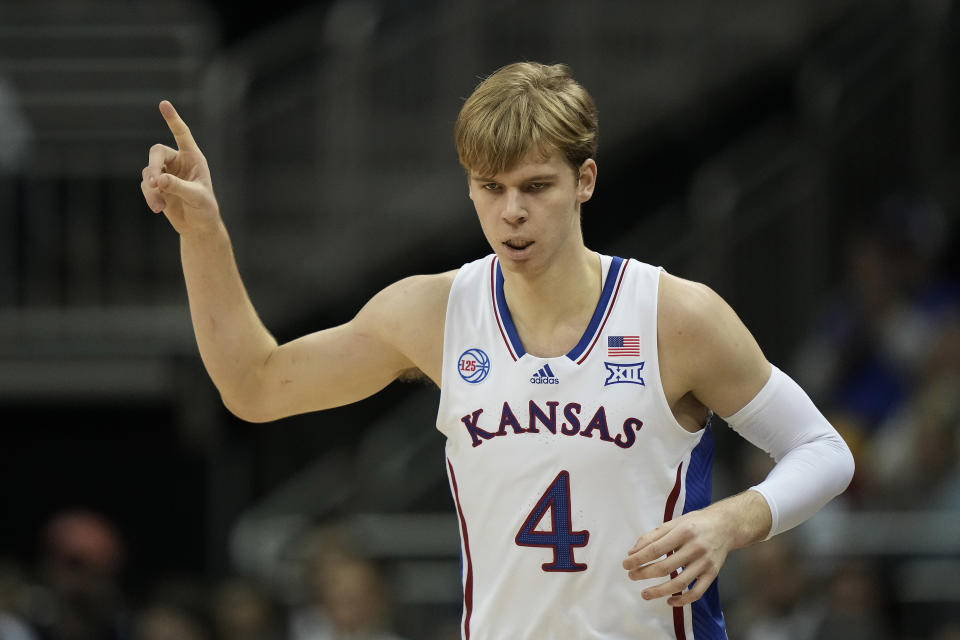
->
[466,173,476,200]
[576,159,597,203]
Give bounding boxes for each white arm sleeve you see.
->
[723,364,855,539]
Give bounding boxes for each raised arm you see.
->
[140,101,449,422]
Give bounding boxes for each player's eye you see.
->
[483,183,501,191]
[527,182,549,191]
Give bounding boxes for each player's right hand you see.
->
[140,100,220,235]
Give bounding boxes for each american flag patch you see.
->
[607,335,640,357]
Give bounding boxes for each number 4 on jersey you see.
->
[515,470,589,572]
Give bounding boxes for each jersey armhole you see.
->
[650,267,707,438]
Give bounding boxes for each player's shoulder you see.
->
[656,271,769,414]
[360,269,458,326]
[656,270,764,373]
[657,270,729,336]
[388,269,459,304]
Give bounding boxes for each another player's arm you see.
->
[141,100,448,422]
[624,273,853,606]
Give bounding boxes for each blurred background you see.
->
[0,0,958,638]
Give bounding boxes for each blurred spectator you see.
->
[727,535,821,640]
[0,612,39,640]
[132,604,208,640]
[211,577,285,640]
[794,195,955,422]
[290,527,407,640]
[865,318,960,510]
[729,539,895,640]
[0,560,38,640]
[808,562,893,640]
[793,194,958,505]
[131,577,211,640]
[28,509,131,640]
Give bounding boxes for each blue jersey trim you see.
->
[494,256,625,363]
[566,256,624,361]
[682,424,728,640]
[494,262,526,358]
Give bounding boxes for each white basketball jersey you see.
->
[437,254,727,640]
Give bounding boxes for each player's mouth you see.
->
[504,239,534,250]
[503,239,535,258]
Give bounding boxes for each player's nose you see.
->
[502,189,527,224]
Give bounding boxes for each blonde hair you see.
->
[454,62,598,177]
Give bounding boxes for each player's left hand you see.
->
[622,491,771,607]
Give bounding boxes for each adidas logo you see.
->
[530,364,560,385]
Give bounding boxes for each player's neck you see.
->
[501,246,602,358]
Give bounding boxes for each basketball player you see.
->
[140,62,854,639]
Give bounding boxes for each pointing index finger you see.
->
[159,100,198,151]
